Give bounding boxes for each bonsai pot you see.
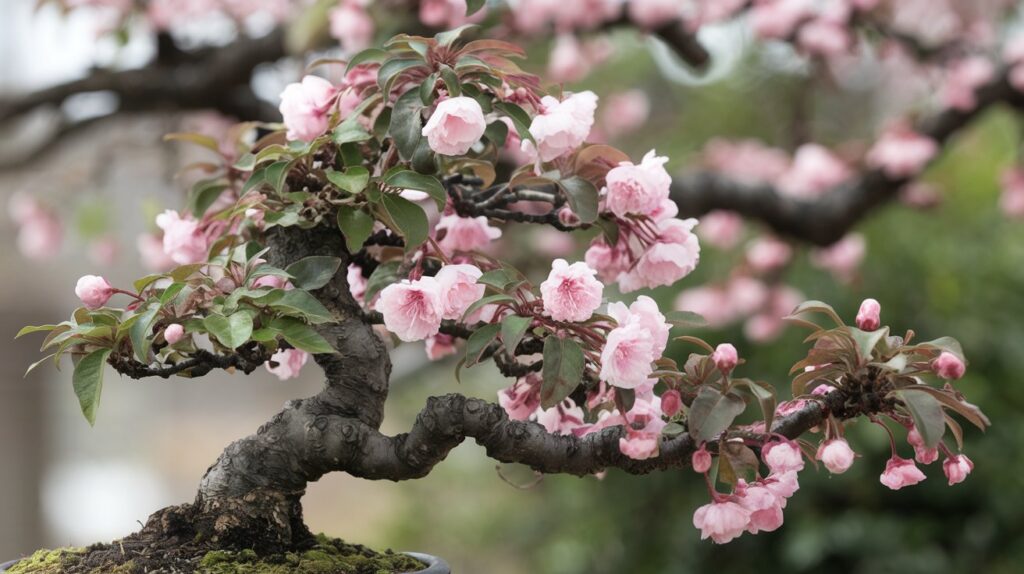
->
[0,553,450,573]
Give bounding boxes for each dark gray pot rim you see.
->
[0,552,449,573]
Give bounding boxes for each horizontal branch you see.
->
[673,68,1024,245]
[108,346,271,380]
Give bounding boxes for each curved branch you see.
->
[673,69,1024,246]
[108,346,271,379]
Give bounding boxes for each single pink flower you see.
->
[880,456,926,490]
[75,275,114,310]
[377,277,445,342]
[163,324,185,345]
[737,482,785,533]
[932,351,966,380]
[16,214,63,261]
[619,430,661,460]
[434,264,485,320]
[498,374,542,421]
[777,144,851,198]
[137,233,175,272]
[763,440,805,474]
[763,471,801,502]
[692,445,712,473]
[522,91,598,162]
[600,322,656,389]
[692,499,751,544]
[943,454,973,486]
[436,215,502,254]
[584,236,630,283]
[329,1,375,54]
[422,96,487,156]
[425,333,458,361]
[810,233,866,282]
[866,125,938,179]
[548,34,590,83]
[746,236,793,273]
[604,150,672,218]
[703,138,789,185]
[712,343,739,374]
[265,348,309,381]
[619,218,701,292]
[606,295,670,357]
[661,389,682,417]
[855,298,881,331]
[279,75,338,142]
[941,57,995,112]
[155,210,209,265]
[540,259,604,322]
[601,90,650,137]
[816,438,856,474]
[696,211,744,250]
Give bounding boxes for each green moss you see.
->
[5,548,84,573]
[196,535,426,574]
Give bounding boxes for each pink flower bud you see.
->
[762,440,804,474]
[879,456,926,490]
[421,96,487,156]
[816,438,856,474]
[75,275,114,310]
[712,343,739,374]
[164,324,185,345]
[943,454,974,486]
[692,446,712,473]
[932,352,966,380]
[855,298,881,331]
[907,427,939,464]
[557,206,581,227]
[661,390,682,418]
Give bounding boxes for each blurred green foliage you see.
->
[375,37,1024,574]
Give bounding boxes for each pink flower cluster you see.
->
[676,279,803,343]
[377,264,485,342]
[7,192,63,261]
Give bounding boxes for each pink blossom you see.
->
[728,276,770,317]
[422,96,487,156]
[425,333,458,361]
[692,499,751,544]
[522,91,598,162]
[347,264,367,303]
[737,482,785,533]
[696,211,744,250]
[866,125,938,179]
[692,446,712,473]
[619,218,701,292]
[436,215,502,254]
[999,168,1024,218]
[675,286,732,328]
[750,0,815,39]
[907,427,939,465]
[329,2,375,54]
[137,233,175,272]
[265,348,309,381]
[746,236,792,273]
[538,399,586,435]
[434,264,485,320]
[156,210,210,265]
[252,274,291,290]
[279,75,338,142]
[498,375,542,421]
[164,324,185,345]
[600,322,656,389]
[661,389,682,417]
[16,213,63,261]
[540,259,604,322]
[419,0,474,28]
[377,277,444,342]
[548,34,590,83]
[763,471,801,502]
[627,0,681,29]
[932,351,966,380]
[855,298,881,331]
[703,138,789,185]
[943,454,973,486]
[584,236,630,283]
[601,90,650,137]
[810,233,866,282]
[879,456,926,490]
[604,150,672,217]
[763,440,804,473]
[798,18,851,56]
[606,295,670,356]
[75,275,114,310]
[777,144,851,198]
[619,430,661,460]
[941,57,995,112]
[816,438,856,474]
[712,343,739,374]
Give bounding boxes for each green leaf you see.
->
[385,170,446,210]
[378,58,425,98]
[264,161,291,194]
[438,64,462,97]
[664,310,708,328]
[500,315,532,355]
[466,0,485,16]
[325,167,370,195]
[285,256,342,290]
[270,317,335,354]
[461,294,515,322]
[493,102,535,143]
[484,120,509,148]
[72,349,111,426]
[389,88,425,160]
[16,324,58,338]
[332,117,373,145]
[159,283,185,306]
[268,290,335,324]
[540,336,585,409]
[129,306,160,362]
[435,24,479,47]
[337,206,376,254]
[558,176,599,224]
[364,261,402,302]
[189,179,229,217]
[381,194,429,250]
[893,388,946,449]
[785,300,844,328]
[465,323,501,367]
[848,326,889,364]
[688,386,746,443]
[478,269,517,291]
[733,378,777,433]
[346,48,388,75]
[203,313,254,350]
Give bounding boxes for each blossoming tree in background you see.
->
[0,0,1011,570]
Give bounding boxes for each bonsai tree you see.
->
[4,0,1011,571]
